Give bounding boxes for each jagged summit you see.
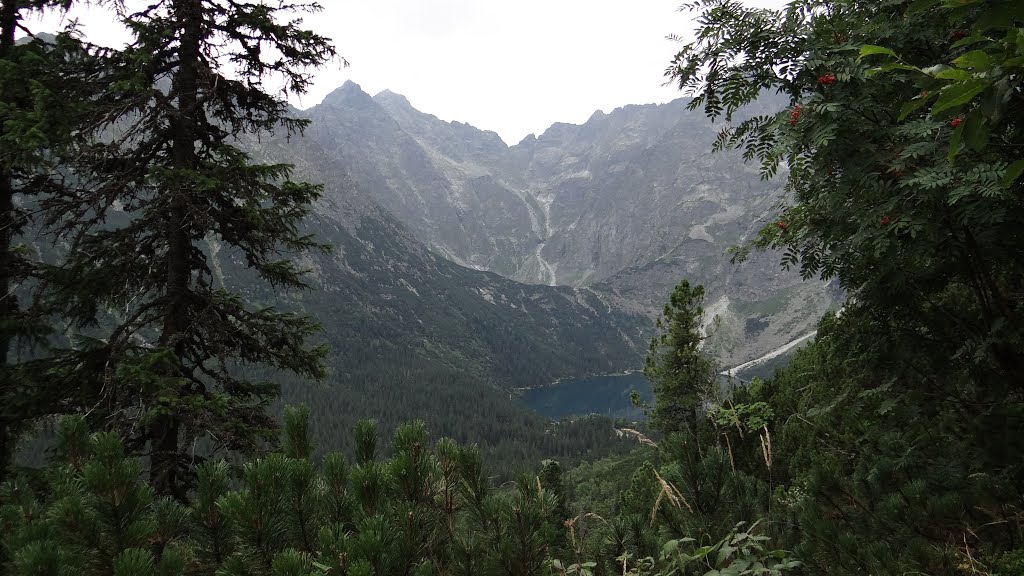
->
[373,88,413,108]
[337,79,364,93]
[516,133,537,146]
[321,80,374,107]
[369,87,509,148]
[323,82,690,150]
[16,31,57,45]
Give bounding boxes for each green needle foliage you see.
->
[38,0,337,498]
[547,279,788,576]
[1,408,571,576]
[0,0,117,490]
[643,280,718,438]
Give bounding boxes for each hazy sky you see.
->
[26,0,786,144]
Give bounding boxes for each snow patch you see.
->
[721,331,817,378]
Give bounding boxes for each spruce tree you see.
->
[642,280,717,437]
[538,459,570,554]
[41,0,335,498]
[0,0,109,486]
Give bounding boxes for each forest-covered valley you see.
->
[2,0,1024,575]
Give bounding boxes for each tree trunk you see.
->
[151,0,202,500]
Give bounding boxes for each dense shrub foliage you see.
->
[575,1,1024,575]
[2,0,1023,575]
[1,408,571,576]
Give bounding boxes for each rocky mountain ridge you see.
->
[230,118,651,391]
[301,82,838,366]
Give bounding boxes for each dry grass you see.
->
[759,426,773,470]
[565,512,607,556]
[616,428,658,448]
[650,468,693,525]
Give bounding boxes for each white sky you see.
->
[25,0,786,145]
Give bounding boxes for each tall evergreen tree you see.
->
[642,280,716,437]
[0,0,105,486]
[538,459,570,554]
[42,0,335,498]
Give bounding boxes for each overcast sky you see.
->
[25,0,786,145]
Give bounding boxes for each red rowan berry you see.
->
[788,105,803,125]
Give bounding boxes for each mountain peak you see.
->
[321,80,374,108]
[373,89,413,109]
[15,31,57,46]
[339,79,363,92]
[516,133,537,146]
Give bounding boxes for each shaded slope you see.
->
[230,123,650,390]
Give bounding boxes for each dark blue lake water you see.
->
[519,372,653,420]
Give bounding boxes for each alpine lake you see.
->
[518,372,653,421]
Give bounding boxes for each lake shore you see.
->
[512,368,644,392]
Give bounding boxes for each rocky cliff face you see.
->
[230,121,650,389]
[302,82,838,367]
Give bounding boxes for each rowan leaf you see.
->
[952,50,993,70]
[1002,159,1024,188]
[858,45,898,59]
[931,79,987,114]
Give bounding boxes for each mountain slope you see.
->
[232,126,649,390]
[303,83,838,366]
[212,126,652,470]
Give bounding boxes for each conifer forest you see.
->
[1,1,1023,575]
